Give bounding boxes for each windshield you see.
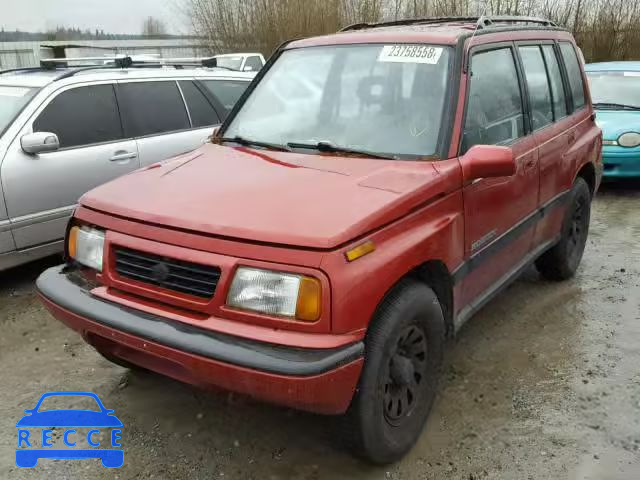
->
[216,56,244,70]
[586,71,640,108]
[223,44,451,159]
[0,85,37,137]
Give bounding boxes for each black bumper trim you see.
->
[36,266,364,377]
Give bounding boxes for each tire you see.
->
[536,177,592,281]
[342,279,445,464]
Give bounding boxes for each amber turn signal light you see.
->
[67,226,79,259]
[295,277,322,322]
[345,240,376,262]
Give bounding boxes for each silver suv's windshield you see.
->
[223,44,451,159]
[0,85,37,136]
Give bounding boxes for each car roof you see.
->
[0,67,255,89]
[585,61,640,72]
[289,18,566,49]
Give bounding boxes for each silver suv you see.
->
[0,63,254,270]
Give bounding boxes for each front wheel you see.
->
[342,280,445,464]
[536,177,592,281]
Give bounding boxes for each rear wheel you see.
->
[342,280,445,464]
[536,177,591,280]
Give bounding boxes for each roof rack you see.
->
[340,15,557,32]
[0,55,238,80]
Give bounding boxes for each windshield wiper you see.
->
[220,136,292,152]
[593,102,640,111]
[287,141,396,160]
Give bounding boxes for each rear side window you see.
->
[463,48,525,153]
[541,45,568,120]
[33,85,122,149]
[519,46,553,130]
[201,80,249,113]
[118,81,190,137]
[559,42,586,110]
[244,56,263,71]
[178,81,221,127]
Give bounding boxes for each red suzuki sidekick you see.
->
[37,16,602,463]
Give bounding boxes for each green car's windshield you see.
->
[587,71,640,109]
[0,85,38,137]
[223,44,451,159]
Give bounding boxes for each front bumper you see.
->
[602,150,640,178]
[37,266,364,414]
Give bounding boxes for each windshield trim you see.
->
[0,85,39,138]
[218,42,456,161]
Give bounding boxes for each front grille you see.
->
[114,247,221,299]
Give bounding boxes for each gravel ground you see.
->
[0,182,638,479]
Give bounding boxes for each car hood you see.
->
[595,110,640,139]
[16,410,123,427]
[80,144,451,249]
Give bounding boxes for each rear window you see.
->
[118,81,190,137]
[0,85,37,137]
[559,42,586,110]
[201,80,249,113]
[33,84,123,148]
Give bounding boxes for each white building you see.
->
[0,39,209,69]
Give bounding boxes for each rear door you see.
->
[116,80,216,167]
[2,83,139,249]
[517,43,574,248]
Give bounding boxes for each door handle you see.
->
[525,158,536,169]
[568,131,577,144]
[110,151,137,162]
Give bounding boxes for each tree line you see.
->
[186,0,640,62]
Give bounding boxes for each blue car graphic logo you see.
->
[16,391,123,468]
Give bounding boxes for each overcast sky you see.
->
[0,0,187,35]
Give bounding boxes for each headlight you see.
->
[227,267,321,321]
[68,226,105,271]
[617,132,640,148]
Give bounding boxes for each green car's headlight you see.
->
[617,132,640,148]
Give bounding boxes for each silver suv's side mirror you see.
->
[21,132,60,154]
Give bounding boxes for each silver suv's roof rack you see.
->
[341,15,557,32]
[0,55,236,80]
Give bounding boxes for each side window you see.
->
[559,42,586,110]
[244,56,263,71]
[178,81,221,127]
[541,45,568,120]
[117,81,190,137]
[33,85,122,149]
[201,80,249,114]
[518,46,553,130]
[463,47,525,153]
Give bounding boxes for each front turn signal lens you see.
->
[295,277,322,322]
[345,240,376,262]
[67,226,79,260]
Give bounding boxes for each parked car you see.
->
[37,16,602,464]
[0,63,254,270]
[585,61,640,178]
[214,53,266,72]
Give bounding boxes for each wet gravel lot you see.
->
[0,182,638,479]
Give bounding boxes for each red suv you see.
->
[38,16,602,463]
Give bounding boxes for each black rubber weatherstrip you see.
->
[36,266,364,377]
[452,189,571,284]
